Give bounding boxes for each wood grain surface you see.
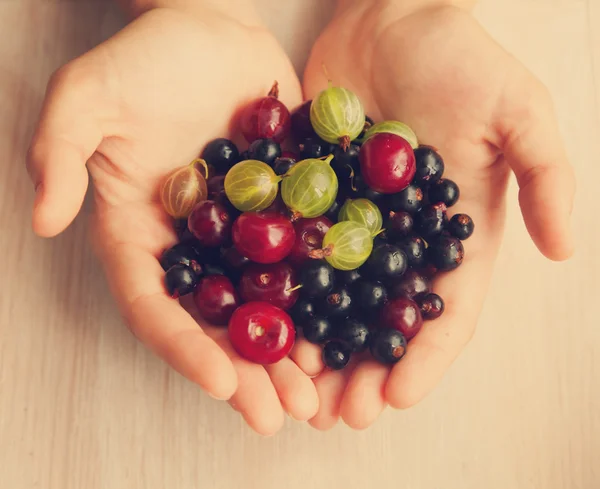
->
[0,1,598,488]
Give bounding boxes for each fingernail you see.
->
[209,392,231,402]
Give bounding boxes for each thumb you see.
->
[27,63,104,237]
[500,82,576,261]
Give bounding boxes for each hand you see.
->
[302,1,575,430]
[27,3,322,435]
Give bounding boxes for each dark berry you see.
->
[331,144,360,181]
[390,270,431,301]
[324,197,343,223]
[413,146,445,185]
[323,341,352,370]
[248,138,282,166]
[387,184,424,214]
[273,157,297,176]
[188,200,233,247]
[193,275,240,326]
[203,263,226,276]
[420,293,445,320]
[428,178,460,207]
[164,264,198,298]
[415,203,448,239]
[384,211,413,241]
[240,150,249,161]
[373,233,389,248]
[355,115,375,142]
[239,262,299,310]
[160,242,201,271]
[396,235,426,268]
[364,244,408,283]
[291,100,317,140]
[336,268,362,287]
[317,286,353,318]
[299,138,329,159]
[353,281,388,312]
[342,174,386,208]
[448,214,475,240]
[428,235,464,271]
[370,329,407,364]
[302,317,334,344]
[335,318,370,352]
[201,138,240,175]
[381,297,423,340]
[220,246,251,273]
[299,259,335,299]
[207,175,227,201]
[289,298,316,326]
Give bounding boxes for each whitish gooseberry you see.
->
[160,159,209,219]
[224,160,281,212]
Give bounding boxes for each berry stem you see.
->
[308,244,334,259]
[339,135,351,151]
[286,284,303,293]
[268,81,279,99]
[189,158,209,179]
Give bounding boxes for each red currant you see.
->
[238,262,299,310]
[187,200,232,247]
[193,275,240,326]
[239,82,291,144]
[232,212,295,264]
[381,297,423,340]
[288,216,333,265]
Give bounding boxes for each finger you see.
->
[289,338,325,377]
[499,83,575,261]
[27,64,106,237]
[265,357,320,421]
[340,360,390,430]
[100,241,238,401]
[309,365,355,431]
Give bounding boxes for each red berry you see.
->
[228,302,296,364]
[239,82,291,144]
[193,275,240,326]
[381,297,423,340]
[288,216,333,265]
[359,133,416,194]
[232,212,295,264]
[239,262,299,310]
[390,269,431,301]
[290,100,316,141]
[187,200,232,247]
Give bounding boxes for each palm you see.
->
[29,7,322,435]
[303,5,574,429]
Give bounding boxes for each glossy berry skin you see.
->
[364,244,408,283]
[288,216,333,265]
[323,341,352,370]
[164,264,198,298]
[415,203,448,239]
[232,212,295,264]
[220,246,251,273]
[240,92,291,144]
[381,297,423,341]
[273,157,297,176]
[390,270,431,301]
[248,138,282,166]
[420,293,445,320]
[428,236,465,271]
[317,286,354,318]
[387,184,424,214]
[396,235,427,268]
[201,138,240,175]
[370,328,407,364]
[336,268,362,287]
[359,132,416,194]
[331,144,360,180]
[207,175,227,201]
[335,318,370,352]
[188,201,232,247]
[428,178,460,207]
[299,138,334,159]
[384,211,413,241]
[324,198,342,223]
[299,259,335,299]
[228,302,296,365]
[353,281,388,312]
[413,146,445,185]
[341,174,386,209]
[203,263,227,277]
[291,100,317,140]
[160,242,201,272]
[448,214,475,240]
[289,298,316,326]
[193,275,240,326]
[302,317,334,344]
[239,262,299,310]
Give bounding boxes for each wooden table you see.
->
[1,1,598,488]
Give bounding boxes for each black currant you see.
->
[336,268,362,287]
[415,203,448,239]
[342,174,386,208]
[369,328,407,364]
[354,115,375,142]
[335,318,370,352]
[390,269,431,301]
[299,260,335,299]
[384,211,414,241]
[428,178,460,207]
[448,214,475,240]
[302,316,334,344]
[248,138,281,166]
[428,235,464,271]
[203,262,227,276]
[299,137,329,159]
[331,144,360,180]
[272,157,296,176]
[353,280,388,312]
[363,244,408,283]
[201,138,240,175]
[317,286,354,318]
[289,299,316,326]
[239,150,249,161]
[387,184,424,214]
[396,235,427,268]
[160,242,201,271]
[322,341,352,370]
[413,146,445,185]
[164,264,199,298]
[419,293,445,320]
[324,198,342,223]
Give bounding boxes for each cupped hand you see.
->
[302,2,575,430]
[27,5,323,435]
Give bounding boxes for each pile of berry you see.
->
[159,82,474,370]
